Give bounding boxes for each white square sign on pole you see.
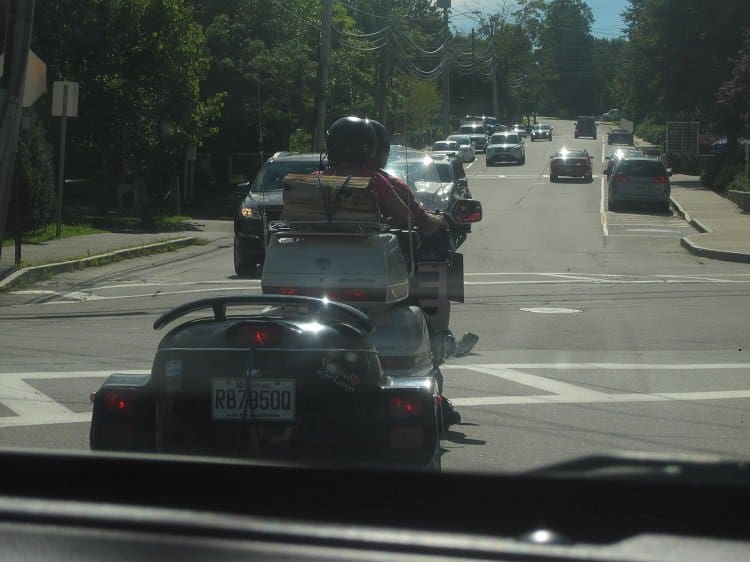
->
[52,81,79,117]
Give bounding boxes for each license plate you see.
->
[211,378,296,422]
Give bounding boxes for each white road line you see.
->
[0,370,149,428]
[41,286,263,304]
[464,279,750,285]
[442,363,750,370]
[466,366,605,398]
[600,175,608,237]
[466,160,476,169]
[0,370,149,379]
[451,389,750,407]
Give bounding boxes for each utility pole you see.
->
[470,28,475,115]
[490,24,499,119]
[375,0,391,124]
[441,1,450,137]
[0,0,35,261]
[313,0,333,152]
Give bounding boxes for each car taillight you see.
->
[276,287,299,295]
[612,174,628,183]
[228,324,279,346]
[103,391,131,414]
[264,286,383,301]
[654,175,669,184]
[390,395,424,418]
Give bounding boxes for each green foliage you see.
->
[635,121,666,148]
[289,130,312,153]
[33,0,221,180]
[714,163,746,192]
[618,0,750,129]
[15,110,56,232]
[727,173,750,192]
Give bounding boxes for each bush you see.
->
[727,173,750,192]
[713,164,745,192]
[635,121,666,148]
[13,111,56,232]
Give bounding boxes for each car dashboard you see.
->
[0,449,747,561]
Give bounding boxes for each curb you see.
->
[0,237,199,291]
[680,236,750,264]
[670,195,713,233]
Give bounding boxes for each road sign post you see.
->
[51,81,78,238]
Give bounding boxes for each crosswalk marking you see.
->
[1,363,749,428]
[444,363,750,408]
[0,371,148,428]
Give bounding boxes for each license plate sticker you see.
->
[211,378,296,422]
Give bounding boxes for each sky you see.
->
[449,0,629,38]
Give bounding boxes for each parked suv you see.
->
[575,116,597,139]
[608,156,671,213]
[601,108,620,121]
[234,152,324,275]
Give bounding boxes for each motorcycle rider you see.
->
[365,118,462,427]
[365,119,448,237]
[318,116,414,228]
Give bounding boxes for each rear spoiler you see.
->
[153,295,373,333]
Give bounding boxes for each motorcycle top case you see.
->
[262,173,410,307]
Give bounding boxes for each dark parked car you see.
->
[575,116,597,139]
[608,156,672,212]
[549,148,593,182]
[234,152,325,275]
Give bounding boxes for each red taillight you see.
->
[612,174,627,183]
[229,324,279,346]
[103,391,130,413]
[264,286,382,301]
[390,396,424,417]
[277,287,299,295]
[654,175,669,184]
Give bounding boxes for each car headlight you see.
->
[240,206,257,218]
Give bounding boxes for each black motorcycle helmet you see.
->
[326,116,377,164]
[366,119,390,169]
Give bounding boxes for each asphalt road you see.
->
[1,118,749,472]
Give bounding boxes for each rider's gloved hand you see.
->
[421,213,448,237]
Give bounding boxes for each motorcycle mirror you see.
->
[450,198,482,223]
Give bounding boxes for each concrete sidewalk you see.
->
[0,219,233,290]
[669,175,750,263]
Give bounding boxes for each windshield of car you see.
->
[384,154,441,187]
[432,141,458,151]
[608,132,634,145]
[447,135,471,146]
[491,134,520,144]
[250,159,321,192]
[615,159,667,176]
[3,0,750,497]
[554,149,587,158]
[458,125,485,134]
[433,161,453,182]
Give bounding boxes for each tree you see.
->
[32,0,221,222]
[718,28,750,160]
[618,0,750,126]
